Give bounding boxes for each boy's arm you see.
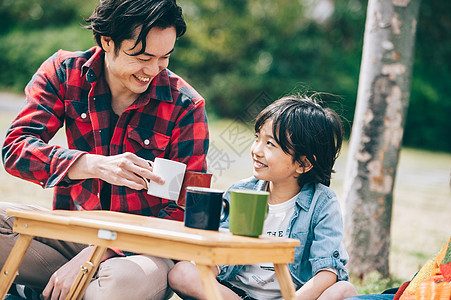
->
[295,270,337,299]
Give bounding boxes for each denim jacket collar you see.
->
[255,179,314,212]
[296,183,315,212]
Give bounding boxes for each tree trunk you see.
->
[342,0,421,278]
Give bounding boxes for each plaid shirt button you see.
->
[81,113,87,119]
[144,139,150,145]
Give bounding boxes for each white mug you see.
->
[146,158,187,201]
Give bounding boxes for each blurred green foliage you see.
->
[173,0,365,126]
[0,0,97,90]
[0,0,450,151]
[0,0,95,31]
[0,27,95,91]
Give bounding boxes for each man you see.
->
[1,0,208,299]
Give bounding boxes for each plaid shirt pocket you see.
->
[125,125,170,160]
[65,100,94,152]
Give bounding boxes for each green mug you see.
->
[228,189,269,237]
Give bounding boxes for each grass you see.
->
[0,97,450,296]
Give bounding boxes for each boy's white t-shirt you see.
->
[227,193,298,300]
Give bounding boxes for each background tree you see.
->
[342,0,421,278]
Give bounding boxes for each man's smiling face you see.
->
[101,26,176,100]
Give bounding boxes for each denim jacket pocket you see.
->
[289,231,310,286]
[290,231,310,260]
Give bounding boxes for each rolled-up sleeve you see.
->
[309,196,349,281]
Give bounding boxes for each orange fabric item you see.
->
[416,275,451,300]
[398,237,451,300]
[394,281,411,300]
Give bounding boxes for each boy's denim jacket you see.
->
[217,177,349,289]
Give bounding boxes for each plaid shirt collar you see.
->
[81,46,174,105]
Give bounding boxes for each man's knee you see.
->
[0,202,17,233]
[85,255,174,300]
[0,203,24,264]
[0,202,45,234]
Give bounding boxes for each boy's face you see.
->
[101,26,176,101]
[251,120,309,187]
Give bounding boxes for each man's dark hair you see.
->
[254,94,344,187]
[84,0,186,55]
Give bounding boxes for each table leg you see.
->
[66,245,108,300]
[274,263,296,300]
[0,234,34,300]
[195,264,223,300]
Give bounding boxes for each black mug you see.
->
[184,187,228,231]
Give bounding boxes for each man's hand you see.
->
[42,246,115,300]
[67,152,164,190]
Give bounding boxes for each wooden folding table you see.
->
[0,209,299,300]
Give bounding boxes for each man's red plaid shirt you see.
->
[2,46,209,221]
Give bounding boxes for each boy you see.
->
[169,95,357,299]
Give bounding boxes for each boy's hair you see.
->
[84,0,186,55]
[254,94,343,187]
